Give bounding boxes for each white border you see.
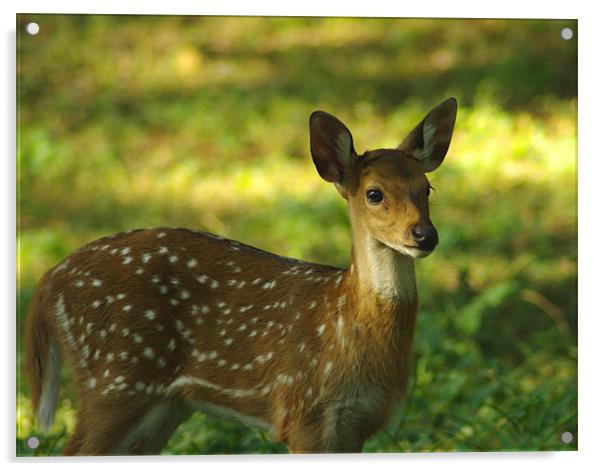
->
[8,0,579,18]
[3,1,600,470]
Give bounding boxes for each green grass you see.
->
[17,15,577,455]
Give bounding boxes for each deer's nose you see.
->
[411,224,438,251]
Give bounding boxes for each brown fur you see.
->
[24,99,456,455]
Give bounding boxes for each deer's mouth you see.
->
[380,240,435,259]
[402,245,435,258]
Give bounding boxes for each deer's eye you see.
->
[366,189,384,204]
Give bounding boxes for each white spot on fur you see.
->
[196,274,208,284]
[336,315,345,346]
[143,347,155,359]
[187,258,198,268]
[262,280,277,289]
[316,324,325,336]
[144,310,156,321]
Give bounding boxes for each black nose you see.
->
[411,224,438,250]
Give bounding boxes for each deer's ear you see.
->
[399,97,457,173]
[309,111,356,183]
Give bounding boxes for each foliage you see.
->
[16,15,577,455]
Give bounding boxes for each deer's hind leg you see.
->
[62,409,86,455]
[113,397,194,455]
[70,397,191,456]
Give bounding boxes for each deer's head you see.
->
[310,98,457,258]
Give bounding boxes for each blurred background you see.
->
[16,15,577,454]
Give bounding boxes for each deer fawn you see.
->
[25,98,457,455]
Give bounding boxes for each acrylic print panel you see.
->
[16,14,577,456]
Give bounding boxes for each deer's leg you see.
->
[284,412,366,454]
[114,398,194,455]
[70,400,148,456]
[284,420,328,453]
[286,436,365,454]
[66,397,191,456]
[62,410,86,456]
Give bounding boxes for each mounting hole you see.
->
[25,22,40,35]
[560,27,573,40]
[561,431,574,444]
[26,436,40,449]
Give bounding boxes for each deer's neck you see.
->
[349,231,417,309]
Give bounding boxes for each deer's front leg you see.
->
[283,416,365,454]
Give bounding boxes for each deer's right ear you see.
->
[309,111,356,183]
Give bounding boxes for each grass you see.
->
[16,15,577,455]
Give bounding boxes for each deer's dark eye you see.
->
[366,189,384,204]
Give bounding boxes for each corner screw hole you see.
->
[26,436,40,449]
[561,431,573,444]
[25,22,40,36]
[561,27,573,40]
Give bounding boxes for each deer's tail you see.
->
[24,280,61,432]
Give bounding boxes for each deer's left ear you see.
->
[399,97,457,173]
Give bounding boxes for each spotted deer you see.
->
[25,98,457,455]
